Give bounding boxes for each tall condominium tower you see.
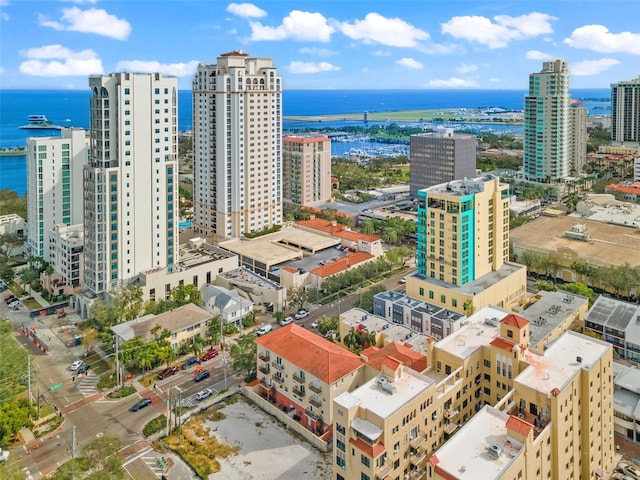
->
[83,73,178,296]
[611,75,640,143]
[26,128,87,260]
[569,103,587,174]
[192,51,283,241]
[282,135,331,206]
[415,176,510,286]
[523,59,571,182]
[409,128,477,196]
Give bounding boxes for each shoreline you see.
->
[0,149,26,156]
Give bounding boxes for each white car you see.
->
[310,321,318,329]
[280,316,293,326]
[69,360,83,371]
[256,324,273,336]
[399,277,407,284]
[294,310,309,320]
[195,388,213,401]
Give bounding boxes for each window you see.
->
[360,455,370,467]
[361,474,370,480]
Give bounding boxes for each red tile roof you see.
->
[364,342,428,373]
[506,415,534,438]
[296,218,380,243]
[490,337,517,352]
[283,135,330,143]
[281,266,298,273]
[309,252,373,277]
[349,437,386,458]
[255,324,364,384]
[606,183,640,194]
[501,313,529,329]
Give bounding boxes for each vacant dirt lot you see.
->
[206,398,332,479]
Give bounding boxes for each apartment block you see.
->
[192,51,282,241]
[612,362,640,444]
[26,128,87,260]
[252,324,365,447]
[523,60,571,182]
[83,73,178,296]
[409,128,477,197]
[332,306,614,480]
[611,75,640,144]
[408,175,526,314]
[46,223,83,295]
[569,103,587,174]
[283,135,331,206]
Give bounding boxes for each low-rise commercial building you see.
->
[584,295,640,361]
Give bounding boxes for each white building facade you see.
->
[26,128,87,260]
[47,223,84,294]
[83,73,179,296]
[192,51,283,241]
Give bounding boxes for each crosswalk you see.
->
[76,372,99,397]
[123,445,169,479]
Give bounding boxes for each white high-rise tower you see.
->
[523,60,571,182]
[83,73,178,296]
[192,51,282,241]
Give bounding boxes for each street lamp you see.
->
[174,386,183,446]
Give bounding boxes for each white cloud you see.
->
[0,0,9,20]
[526,50,553,60]
[39,7,131,40]
[441,12,556,48]
[288,61,340,74]
[249,10,334,42]
[489,77,500,83]
[298,46,336,57]
[339,13,429,48]
[372,50,391,57]
[426,77,478,88]
[226,3,266,18]
[0,67,4,75]
[571,58,620,76]
[19,44,103,77]
[564,25,640,55]
[456,63,478,73]
[396,57,423,70]
[116,60,200,77]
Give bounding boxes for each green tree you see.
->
[19,267,38,295]
[0,188,27,220]
[229,334,257,380]
[0,232,21,261]
[0,398,34,446]
[81,327,100,354]
[288,287,309,312]
[51,435,125,480]
[189,335,206,358]
[355,285,386,313]
[386,246,414,267]
[463,299,475,316]
[560,283,595,303]
[316,315,339,335]
[170,283,201,306]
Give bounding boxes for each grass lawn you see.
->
[83,350,110,375]
[161,404,237,478]
[22,297,42,310]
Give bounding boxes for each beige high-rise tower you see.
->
[192,51,283,241]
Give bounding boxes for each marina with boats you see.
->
[19,114,62,130]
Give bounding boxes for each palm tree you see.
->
[190,335,206,358]
[19,267,38,295]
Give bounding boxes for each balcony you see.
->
[292,386,306,398]
[308,383,322,394]
[258,365,270,375]
[272,361,284,371]
[443,422,459,435]
[410,449,427,466]
[410,434,427,449]
[272,375,284,384]
[305,408,320,421]
[410,469,426,480]
[292,373,305,384]
[258,353,270,362]
[444,408,459,419]
[309,397,322,408]
[376,462,393,479]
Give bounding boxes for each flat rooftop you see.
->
[585,295,639,332]
[177,242,235,269]
[335,366,436,420]
[520,290,588,348]
[511,215,640,268]
[436,306,509,359]
[431,406,523,480]
[375,290,464,322]
[218,266,282,291]
[414,262,525,297]
[517,331,610,394]
[571,200,640,228]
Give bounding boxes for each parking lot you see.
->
[206,398,332,479]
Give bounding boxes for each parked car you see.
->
[8,299,19,308]
[4,295,16,304]
[195,388,213,401]
[399,277,407,284]
[0,284,7,293]
[310,321,318,328]
[256,324,273,335]
[201,349,219,361]
[280,316,293,326]
[294,310,309,320]
[76,363,90,374]
[158,366,179,379]
[130,398,152,412]
[181,357,200,370]
[194,370,210,382]
[69,360,83,371]
[9,303,19,311]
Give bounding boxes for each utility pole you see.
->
[166,389,171,436]
[71,425,76,459]
[175,386,183,446]
[115,335,119,388]
[27,355,32,411]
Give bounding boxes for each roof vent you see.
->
[487,444,503,459]
[376,375,397,395]
[576,356,582,364]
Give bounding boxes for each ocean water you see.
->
[0,88,610,195]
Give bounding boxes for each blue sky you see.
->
[0,0,638,90]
